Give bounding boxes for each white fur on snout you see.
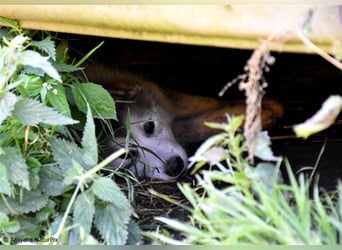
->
[129,120,188,180]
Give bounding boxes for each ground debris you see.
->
[118,179,191,242]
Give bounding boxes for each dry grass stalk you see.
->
[239,42,274,163]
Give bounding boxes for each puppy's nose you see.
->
[165,156,185,177]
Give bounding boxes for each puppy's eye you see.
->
[144,120,155,135]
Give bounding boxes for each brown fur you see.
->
[83,62,284,147]
[80,62,284,180]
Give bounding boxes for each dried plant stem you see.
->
[239,42,270,163]
[297,30,342,71]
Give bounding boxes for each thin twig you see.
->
[297,30,342,71]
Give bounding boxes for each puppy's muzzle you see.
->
[165,156,186,177]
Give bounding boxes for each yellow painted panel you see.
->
[0,5,341,53]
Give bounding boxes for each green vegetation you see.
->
[147,116,342,244]
[0,18,137,245]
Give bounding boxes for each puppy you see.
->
[82,63,283,180]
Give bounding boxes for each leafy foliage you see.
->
[0,19,137,245]
[0,146,30,190]
[12,97,78,126]
[94,202,132,245]
[71,82,117,119]
[147,116,342,244]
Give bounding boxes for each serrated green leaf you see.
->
[254,131,280,161]
[63,159,84,185]
[126,220,141,245]
[50,138,92,172]
[0,162,11,196]
[15,214,42,239]
[18,50,61,82]
[0,146,30,190]
[51,214,86,245]
[38,165,66,196]
[81,105,97,166]
[12,97,78,126]
[15,75,43,97]
[92,177,131,209]
[71,82,116,119]
[0,17,20,32]
[47,84,72,117]
[73,191,95,234]
[14,216,42,239]
[0,92,18,125]
[23,65,45,77]
[36,200,56,222]
[31,37,56,61]
[94,203,132,245]
[0,189,48,215]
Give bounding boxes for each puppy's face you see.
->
[105,102,188,180]
[84,65,188,180]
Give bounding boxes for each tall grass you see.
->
[147,116,342,244]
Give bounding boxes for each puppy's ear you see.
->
[80,62,140,100]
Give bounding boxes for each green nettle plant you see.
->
[0,18,138,245]
[148,116,342,244]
